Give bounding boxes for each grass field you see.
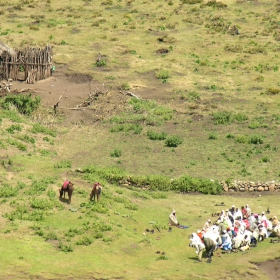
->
[1,0,280,279]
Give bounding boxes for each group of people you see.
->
[189,204,280,263]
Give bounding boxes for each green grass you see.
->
[1,0,280,278]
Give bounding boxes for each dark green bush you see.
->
[110,148,122,157]
[76,236,92,246]
[0,185,18,197]
[171,175,222,194]
[1,94,41,115]
[248,135,264,144]
[6,124,22,134]
[58,242,73,252]
[147,131,167,140]
[165,135,183,147]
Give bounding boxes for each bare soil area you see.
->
[6,64,177,126]
[257,257,280,280]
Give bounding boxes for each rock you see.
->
[257,186,264,192]
[269,184,275,191]
[223,185,229,192]
[249,187,254,192]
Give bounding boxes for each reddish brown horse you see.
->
[59,182,74,203]
[90,184,102,202]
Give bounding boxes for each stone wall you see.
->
[222,181,280,192]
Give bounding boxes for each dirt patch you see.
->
[65,73,92,84]
[155,48,169,54]
[256,258,280,280]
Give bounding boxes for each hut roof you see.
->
[0,41,15,56]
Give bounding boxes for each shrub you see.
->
[44,231,58,241]
[110,124,142,134]
[156,69,170,80]
[234,113,248,122]
[16,134,35,144]
[119,83,130,90]
[76,236,92,246]
[260,156,270,163]
[248,135,264,144]
[30,198,54,210]
[212,111,233,125]
[147,131,167,140]
[31,124,56,137]
[0,185,18,197]
[165,135,183,147]
[6,124,22,134]
[171,175,222,194]
[0,94,41,115]
[6,138,27,151]
[110,148,122,157]
[208,132,217,140]
[54,160,72,168]
[235,135,247,143]
[95,59,106,67]
[266,88,280,95]
[58,242,73,252]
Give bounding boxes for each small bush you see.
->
[6,138,27,151]
[235,135,247,143]
[147,131,167,140]
[110,148,122,157]
[6,124,22,134]
[212,111,232,125]
[96,59,106,67]
[266,88,280,95]
[30,198,54,210]
[248,135,264,145]
[31,124,56,137]
[165,135,183,147]
[76,236,92,246]
[1,94,41,115]
[0,185,18,197]
[16,134,35,144]
[54,160,72,168]
[44,231,58,241]
[208,132,217,140]
[260,156,270,163]
[58,242,73,252]
[156,70,170,80]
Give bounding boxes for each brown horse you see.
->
[90,184,102,202]
[59,182,74,203]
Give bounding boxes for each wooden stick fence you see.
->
[0,45,52,84]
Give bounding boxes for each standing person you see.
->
[169,210,179,226]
